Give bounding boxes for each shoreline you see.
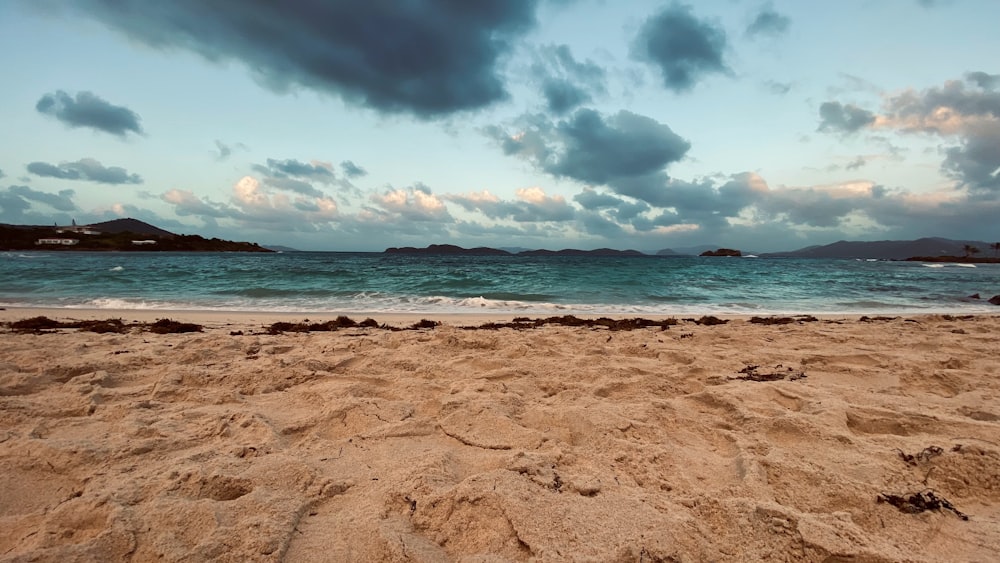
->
[2,305,996,331]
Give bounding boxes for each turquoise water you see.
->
[1,251,998,315]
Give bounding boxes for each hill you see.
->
[87,218,177,238]
[763,237,997,260]
[0,219,271,252]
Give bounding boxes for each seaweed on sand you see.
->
[877,490,968,520]
[732,364,806,382]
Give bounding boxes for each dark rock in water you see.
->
[700,248,741,257]
[989,295,1000,306]
[968,293,981,299]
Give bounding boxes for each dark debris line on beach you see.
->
[5,313,975,336]
[5,316,203,334]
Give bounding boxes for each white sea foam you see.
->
[922,264,945,268]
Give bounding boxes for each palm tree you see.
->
[962,244,980,258]
[992,242,1000,258]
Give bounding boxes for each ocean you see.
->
[2,251,998,316]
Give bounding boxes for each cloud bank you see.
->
[36,90,143,137]
[62,0,540,118]
[27,158,143,185]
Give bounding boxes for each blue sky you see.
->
[1,0,998,252]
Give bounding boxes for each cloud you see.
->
[817,101,876,133]
[0,185,79,223]
[250,158,339,198]
[214,140,247,161]
[765,80,792,95]
[26,158,143,185]
[822,73,1000,195]
[845,156,869,170]
[966,71,1000,91]
[631,3,729,93]
[9,185,78,211]
[492,109,690,189]
[371,184,452,223]
[746,5,790,38]
[63,0,539,118]
[446,187,575,222]
[340,160,367,178]
[162,189,229,218]
[0,168,5,179]
[36,90,143,137]
[531,44,607,114]
[942,120,1000,193]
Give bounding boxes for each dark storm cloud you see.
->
[746,6,790,38]
[0,188,33,221]
[257,159,336,183]
[0,185,78,223]
[26,158,143,185]
[340,161,367,179]
[65,0,538,118]
[532,44,607,114]
[817,101,876,133]
[35,90,143,137]
[631,3,729,93]
[573,189,650,222]
[942,121,1000,193]
[966,72,1000,91]
[10,185,78,211]
[496,109,690,188]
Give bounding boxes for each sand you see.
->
[1,308,999,562]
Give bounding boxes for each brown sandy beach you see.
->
[1,309,999,561]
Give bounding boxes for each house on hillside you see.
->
[55,219,101,236]
[36,238,79,246]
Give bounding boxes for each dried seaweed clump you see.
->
[749,316,819,325]
[732,364,806,382]
[877,490,968,520]
[8,316,130,334]
[147,318,203,334]
[8,316,64,332]
[267,316,379,334]
[464,316,679,331]
[896,446,944,466]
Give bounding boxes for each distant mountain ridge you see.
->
[385,245,645,257]
[386,238,998,260]
[763,237,997,260]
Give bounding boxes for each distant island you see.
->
[385,238,1000,261]
[385,245,645,257]
[0,219,272,252]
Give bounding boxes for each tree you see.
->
[992,242,1000,258]
[962,244,980,257]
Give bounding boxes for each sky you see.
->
[1,0,999,253]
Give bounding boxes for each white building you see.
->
[36,238,79,246]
